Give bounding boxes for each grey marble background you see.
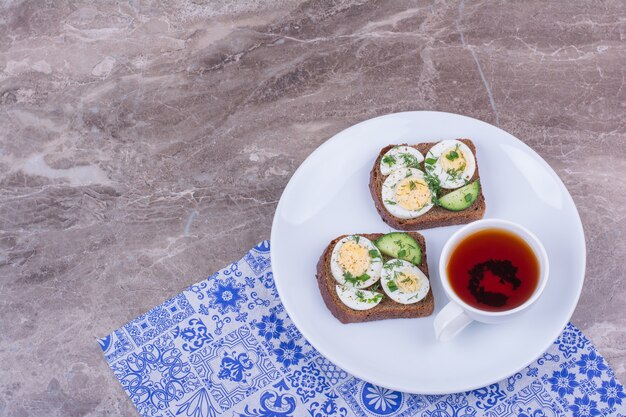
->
[0,1,625,415]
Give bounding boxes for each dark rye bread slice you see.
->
[369,138,486,231]
[316,232,434,324]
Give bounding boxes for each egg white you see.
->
[381,168,434,219]
[335,285,383,310]
[379,146,424,176]
[426,139,476,189]
[330,235,382,288]
[381,259,430,304]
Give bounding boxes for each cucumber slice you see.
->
[374,232,422,265]
[438,180,480,211]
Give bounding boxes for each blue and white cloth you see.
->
[100,241,626,417]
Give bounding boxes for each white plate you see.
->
[270,111,585,394]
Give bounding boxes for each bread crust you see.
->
[316,233,434,324]
[369,139,486,230]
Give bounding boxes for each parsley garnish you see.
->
[464,193,473,202]
[382,154,396,166]
[387,280,399,292]
[397,249,406,258]
[425,157,438,166]
[369,249,381,260]
[445,144,461,161]
[343,271,370,286]
[446,150,459,161]
[356,290,383,304]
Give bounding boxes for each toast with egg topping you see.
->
[369,139,486,230]
[316,232,434,324]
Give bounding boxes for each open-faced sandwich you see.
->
[369,139,486,230]
[316,232,433,323]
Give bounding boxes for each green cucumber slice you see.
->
[438,180,480,211]
[374,232,422,265]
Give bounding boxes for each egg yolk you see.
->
[439,147,467,172]
[396,272,421,293]
[338,241,370,277]
[394,178,431,211]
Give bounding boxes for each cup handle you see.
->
[433,301,474,342]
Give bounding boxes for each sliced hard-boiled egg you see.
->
[381,168,434,219]
[330,235,383,288]
[335,285,383,310]
[381,259,430,304]
[379,146,424,176]
[425,139,476,189]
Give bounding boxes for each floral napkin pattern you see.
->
[100,241,626,417]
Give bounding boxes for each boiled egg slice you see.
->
[381,259,430,304]
[381,168,434,219]
[330,235,382,288]
[335,285,383,310]
[379,146,424,176]
[425,139,476,189]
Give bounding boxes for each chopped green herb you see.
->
[425,157,438,166]
[370,282,381,291]
[397,249,406,258]
[387,280,399,292]
[354,235,360,244]
[424,169,442,202]
[446,150,459,161]
[369,249,381,260]
[384,199,397,205]
[399,153,420,169]
[446,166,465,182]
[343,271,370,286]
[385,259,403,269]
[409,180,417,190]
[464,193,473,202]
[355,290,383,304]
[382,154,396,166]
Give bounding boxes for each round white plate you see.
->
[270,111,585,394]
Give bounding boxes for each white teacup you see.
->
[434,218,549,342]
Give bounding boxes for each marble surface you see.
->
[0,1,624,415]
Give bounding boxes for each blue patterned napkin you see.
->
[100,241,626,417]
